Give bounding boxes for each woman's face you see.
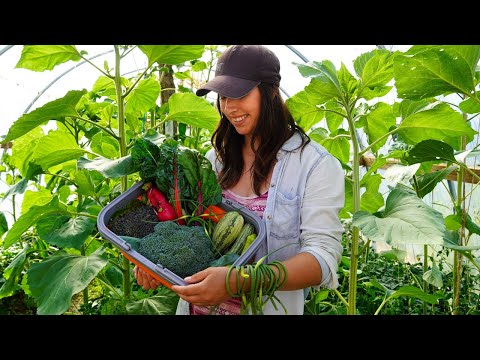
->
[219,86,261,137]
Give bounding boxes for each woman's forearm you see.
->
[227,252,322,295]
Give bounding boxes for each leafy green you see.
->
[131,138,222,215]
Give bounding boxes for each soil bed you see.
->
[107,201,158,238]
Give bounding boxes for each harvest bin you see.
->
[97,181,266,288]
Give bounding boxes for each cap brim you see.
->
[196,75,260,99]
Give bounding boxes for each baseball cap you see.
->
[196,45,281,99]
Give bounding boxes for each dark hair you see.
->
[211,83,310,196]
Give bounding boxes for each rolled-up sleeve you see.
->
[300,153,344,289]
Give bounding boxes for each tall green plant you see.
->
[0,45,220,314]
[287,45,480,315]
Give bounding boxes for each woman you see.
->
[134,45,345,315]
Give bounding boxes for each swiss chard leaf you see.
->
[132,137,221,217]
[178,147,222,214]
[131,138,161,181]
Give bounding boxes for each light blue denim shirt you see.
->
[176,132,344,315]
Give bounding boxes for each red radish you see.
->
[144,183,176,222]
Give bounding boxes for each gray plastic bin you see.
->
[97,181,266,288]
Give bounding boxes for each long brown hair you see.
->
[211,83,310,196]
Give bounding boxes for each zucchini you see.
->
[227,223,255,255]
[212,211,244,254]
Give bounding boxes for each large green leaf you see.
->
[445,209,480,236]
[77,155,136,178]
[338,63,358,96]
[91,75,116,97]
[3,197,65,250]
[125,77,160,115]
[405,139,456,165]
[165,92,220,132]
[31,130,88,170]
[36,215,96,250]
[359,174,384,214]
[354,49,394,88]
[394,45,480,100]
[398,99,432,119]
[325,100,345,132]
[90,132,119,159]
[406,45,480,72]
[10,127,44,176]
[339,178,353,219]
[352,186,445,246]
[1,90,86,143]
[138,45,205,67]
[360,102,396,152]
[459,92,480,113]
[388,285,440,304]
[423,263,443,288]
[0,245,29,299]
[0,212,7,237]
[397,104,477,145]
[74,169,96,197]
[27,250,108,315]
[126,295,177,315]
[294,60,341,101]
[362,85,393,101]
[0,178,28,205]
[412,165,456,199]
[21,188,53,215]
[311,128,350,165]
[15,45,81,72]
[295,60,339,83]
[443,230,480,250]
[286,89,325,131]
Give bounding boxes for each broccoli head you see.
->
[137,221,217,278]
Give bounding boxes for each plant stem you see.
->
[345,101,360,315]
[358,128,398,156]
[332,288,349,308]
[114,45,131,299]
[423,244,428,315]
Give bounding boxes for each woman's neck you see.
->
[243,135,258,154]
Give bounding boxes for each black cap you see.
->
[196,45,281,99]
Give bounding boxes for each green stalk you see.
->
[412,174,430,315]
[77,193,90,310]
[453,108,468,314]
[453,152,465,315]
[81,245,89,309]
[423,244,428,315]
[345,102,360,315]
[114,45,131,299]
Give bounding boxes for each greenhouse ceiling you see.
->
[0,45,406,133]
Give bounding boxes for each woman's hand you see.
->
[171,266,232,307]
[133,265,161,291]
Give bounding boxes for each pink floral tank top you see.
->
[190,189,268,315]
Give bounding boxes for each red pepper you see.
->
[144,182,177,222]
[202,205,226,223]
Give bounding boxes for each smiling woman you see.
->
[133,45,346,315]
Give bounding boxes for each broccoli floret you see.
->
[137,221,217,278]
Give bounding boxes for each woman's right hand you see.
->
[133,265,161,290]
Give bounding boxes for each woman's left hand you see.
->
[171,266,232,307]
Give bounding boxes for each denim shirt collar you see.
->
[277,132,303,159]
